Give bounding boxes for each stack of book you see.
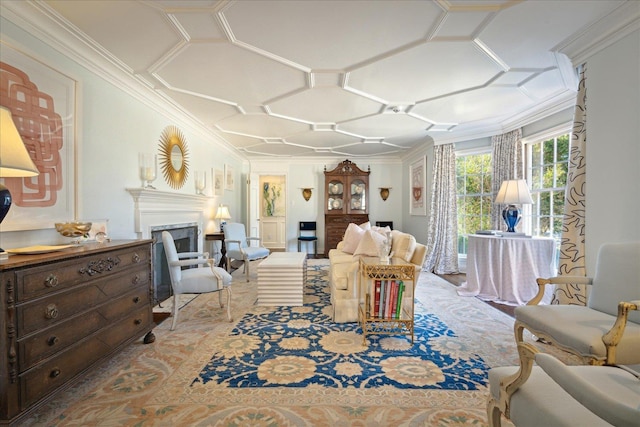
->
[371,280,405,319]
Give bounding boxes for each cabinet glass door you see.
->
[349,178,366,213]
[327,179,344,212]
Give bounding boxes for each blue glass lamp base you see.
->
[502,205,521,233]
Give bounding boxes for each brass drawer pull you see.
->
[47,336,59,346]
[132,253,141,263]
[50,368,61,378]
[133,296,140,304]
[132,274,141,285]
[45,304,59,319]
[44,274,59,288]
[134,319,142,325]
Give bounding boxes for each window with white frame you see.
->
[524,132,570,239]
[456,152,492,255]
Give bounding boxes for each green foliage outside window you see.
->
[456,153,492,254]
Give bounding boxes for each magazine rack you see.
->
[358,257,416,345]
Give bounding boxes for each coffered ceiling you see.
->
[3,0,629,158]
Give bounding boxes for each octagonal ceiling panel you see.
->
[217,114,310,138]
[47,0,181,72]
[155,43,307,106]
[339,114,430,139]
[413,86,534,124]
[286,130,362,150]
[269,87,382,124]
[159,89,238,125]
[171,11,226,40]
[222,0,443,70]
[332,142,403,158]
[347,41,504,103]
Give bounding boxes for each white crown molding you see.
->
[1,1,245,163]
[555,1,640,66]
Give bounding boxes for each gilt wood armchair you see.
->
[514,241,640,365]
[487,342,640,427]
[223,222,270,281]
[162,231,233,330]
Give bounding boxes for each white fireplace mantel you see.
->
[126,188,211,240]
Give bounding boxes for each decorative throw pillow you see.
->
[342,223,366,254]
[353,230,387,257]
[391,231,417,262]
[359,221,371,230]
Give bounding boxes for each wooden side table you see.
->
[205,232,227,270]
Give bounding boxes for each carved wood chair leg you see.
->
[226,287,232,322]
[486,398,503,427]
[171,293,179,331]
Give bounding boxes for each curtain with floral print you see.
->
[553,64,588,306]
[491,128,523,230]
[424,144,459,274]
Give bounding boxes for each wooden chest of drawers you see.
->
[0,240,154,425]
[324,214,369,255]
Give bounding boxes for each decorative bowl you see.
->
[55,222,92,238]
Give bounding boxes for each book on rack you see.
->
[395,281,405,319]
[389,280,398,319]
[373,280,381,317]
[384,280,392,318]
[378,280,385,318]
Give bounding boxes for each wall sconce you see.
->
[379,187,391,201]
[301,188,313,201]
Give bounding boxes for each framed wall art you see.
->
[224,164,234,191]
[212,168,224,196]
[409,156,427,216]
[0,42,77,231]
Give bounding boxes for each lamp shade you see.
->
[214,205,231,220]
[0,107,39,177]
[494,179,533,205]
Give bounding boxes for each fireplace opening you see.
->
[151,223,198,304]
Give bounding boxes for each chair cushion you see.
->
[489,366,612,427]
[177,267,228,294]
[243,246,270,260]
[515,305,640,364]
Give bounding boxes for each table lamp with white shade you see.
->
[494,179,533,233]
[214,205,231,232]
[0,107,40,256]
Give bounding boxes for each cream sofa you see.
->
[328,223,427,323]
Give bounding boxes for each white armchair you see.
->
[223,222,270,281]
[162,231,233,330]
[487,342,640,427]
[514,241,640,365]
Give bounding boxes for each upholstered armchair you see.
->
[223,222,270,281]
[162,231,233,330]
[514,241,640,365]
[487,342,640,427]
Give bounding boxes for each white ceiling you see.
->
[5,0,630,158]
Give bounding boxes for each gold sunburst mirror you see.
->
[158,125,189,189]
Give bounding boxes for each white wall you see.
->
[583,28,640,270]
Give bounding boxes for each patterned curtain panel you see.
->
[424,144,459,274]
[553,64,588,306]
[490,128,523,230]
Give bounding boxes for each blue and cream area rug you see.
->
[194,263,488,391]
[26,259,577,426]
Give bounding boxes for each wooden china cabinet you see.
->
[324,159,370,255]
